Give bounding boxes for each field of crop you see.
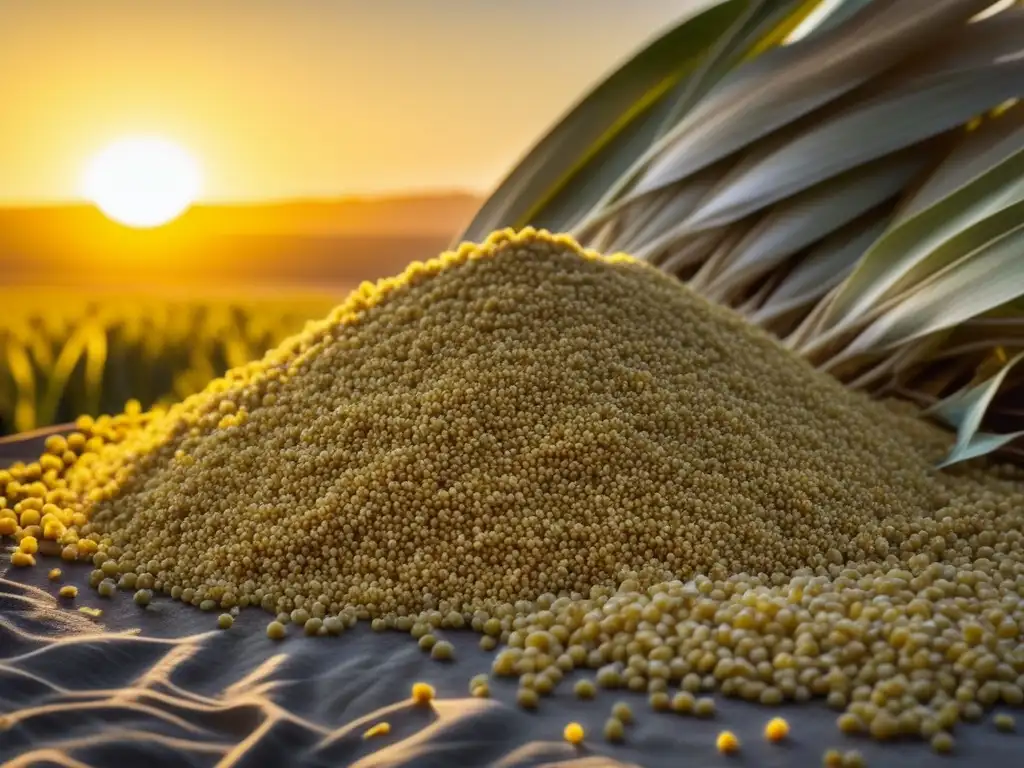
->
[0,288,341,436]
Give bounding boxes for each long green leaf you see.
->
[5,339,37,434]
[656,0,824,134]
[927,350,1024,467]
[678,19,1024,229]
[37,327,90,429]
[895,104,1024,223]
[84,322,108,419]
[886,195,1024,300]
[843,331,949,391]
[700,148,929,294]
[613,0,996,204]
[594,159,733,257]
[604,179,714,254]
[940,430,1024,466]
[456,0,748,243]
[751,211,889,324]
[658,227,733,274]
[573,0,832,234]
[821,131,1024,329]
[835,223,1024,359]
[547,0,826,238]
[795,0,877,39]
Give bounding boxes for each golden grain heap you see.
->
[4,229,1024,746]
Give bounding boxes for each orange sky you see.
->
[0,0,706,204]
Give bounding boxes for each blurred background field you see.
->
[0,194,478,436]
[0,289,338,435]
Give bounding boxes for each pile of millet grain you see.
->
[3,228,1024,747]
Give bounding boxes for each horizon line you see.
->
[0,187,487,210]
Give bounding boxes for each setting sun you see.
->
[82,137,201,228]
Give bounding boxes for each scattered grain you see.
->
[411,682,435,705]
[716,730,740,754]
[764,716,789,742]
[603,717,625,743]
[563,722,584,745]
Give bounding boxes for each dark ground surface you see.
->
[1,431,1022,767]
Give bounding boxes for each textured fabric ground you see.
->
[1,436,1021,768]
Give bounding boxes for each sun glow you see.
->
[82,137,201,228]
